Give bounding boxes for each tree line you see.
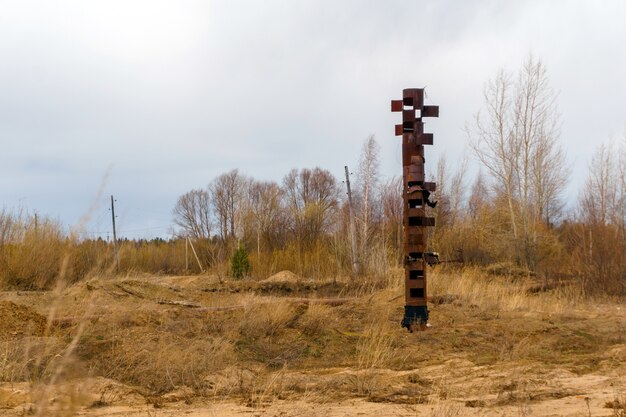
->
[171,144,391,279]
[172,56,625,294]
[1,56,624,295]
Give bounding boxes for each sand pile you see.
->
[260,270,304,284]
[0,301,47,339]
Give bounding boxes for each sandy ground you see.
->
[1,361,623,416]
[0,273,624,416]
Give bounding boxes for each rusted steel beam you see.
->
[391,87,439,331]
[422,105,439,118]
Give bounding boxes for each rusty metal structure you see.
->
[391,88,438,330]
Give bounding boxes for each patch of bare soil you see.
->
[0,383,30,409]
[0,300,46,339]
[1,364,624,416]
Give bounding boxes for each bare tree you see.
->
[514,56,569,228]
[580,143,620,226]
[434,153,468,228]
[172,189,212,239]
[467,170,489,220]
[355,135,381,260]
[468,68,519,238]
[468,55,569,268]
[533,136,569,225]
[248,180,285,255]
[379,176,403,266]
[619,136,626,234]
[577,139,626,295]
[210,169,247,242]
[283,167,339,246]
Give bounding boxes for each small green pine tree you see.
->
[230,245,251,279]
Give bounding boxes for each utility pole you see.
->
[344,166,359,277]
[110,195,118,270]
[187,237,204,273]
[185,237,189,272]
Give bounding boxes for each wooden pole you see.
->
[188,238,204,273]
[111,195,118,270]
[185,237,189,272]
[344,166,359,277]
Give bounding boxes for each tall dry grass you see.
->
[428,267,588,314]
[0,209,195,289]
[0,208,353,290]
[1,209,69,289]
[3,201,625,298]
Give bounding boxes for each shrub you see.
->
[231,246,251,279]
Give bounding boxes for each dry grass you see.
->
[429,266,588,314]
[356,320,397,370]
[348,316,399,397]
[0,266,623,416]
[297,303,338,336]
[239,299,299,339]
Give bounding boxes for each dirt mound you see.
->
[260,270,304,284]
[0,301,47,339]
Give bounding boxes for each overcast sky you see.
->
[1,0,625,239]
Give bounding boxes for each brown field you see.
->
[0,268,624,417]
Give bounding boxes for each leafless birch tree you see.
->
[580,141,626,227]
[434,154,468,228]
[356,135,381,262]
[468,55,569,268]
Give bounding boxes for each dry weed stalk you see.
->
[29,258,96,416]
[348,300,400,396]
[356,321,396,370]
